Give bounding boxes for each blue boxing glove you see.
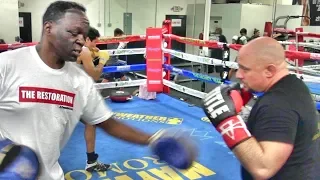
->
[0,139,39,180]
[148,128,198,169]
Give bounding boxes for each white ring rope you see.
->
[93,78,206,99]
[94,79,146,90]
[163,79,206,99]
[286,64,320,76]
[163,48,239,69]
[290,72,320,83]
[92,44,320,94]
[303,64,320,70]
[278,41,320,50]
[165,48,320,78]
[101,48,146,56]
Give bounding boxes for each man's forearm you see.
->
[98,118,151,145]
[232,138,271,179]
[93,65,103,81]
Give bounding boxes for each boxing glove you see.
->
[0,139,39,180]
[148,128,198,169]
[239,36,247,45]
[117,42,128,49]
[240,87,253,105]
[98,51,110,65]
[202,83,252,149]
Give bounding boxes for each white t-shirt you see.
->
[0,46,113,180]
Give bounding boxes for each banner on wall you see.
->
[309,0,320,26]
[292,0,320,26]
[19,17,24,27]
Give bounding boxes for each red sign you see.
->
[146,28,163,92]
[19,86,75,108]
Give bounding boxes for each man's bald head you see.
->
[239,37,286,66]
[236,37,290,92]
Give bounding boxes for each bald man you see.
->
[202,37,320,180]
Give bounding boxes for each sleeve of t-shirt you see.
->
[81,80,114,125]
[0,55,5,98]
[220,35,228,43]
[252,104,299,144]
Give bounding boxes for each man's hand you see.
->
[202,83,252,149]
[99,119,197,170]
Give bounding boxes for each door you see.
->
[19,12,32,42]
[165,15,187,64]
[123,13,132,35]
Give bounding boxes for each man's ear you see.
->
[265,64,277,78]
[43,21,53,35]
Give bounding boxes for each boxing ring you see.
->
[1,21,320,180]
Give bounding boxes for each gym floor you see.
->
[60,94,241,180]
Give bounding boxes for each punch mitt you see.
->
[110,90,132,102]
[148,128,198,169]
[0,139,40,180]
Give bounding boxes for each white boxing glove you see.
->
[118,42,128,49]
[240,36,247,44]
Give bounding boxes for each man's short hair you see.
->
[240,28,247,34]
[87,27,100,41]
[114,28,124,36]
[42,1,86,25]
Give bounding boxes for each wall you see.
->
[186,4,206,54]
[240,4,272,38]
[0,0,20,43]
[239,4,303,36]
[18,0,104,42]
[104,0,205,36]
[240,0,293,5]
[1,0,316,50]
[274,5,303,30]
[210,4,242,61]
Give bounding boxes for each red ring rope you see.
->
[1,32,319,61]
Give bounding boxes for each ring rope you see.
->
[94,79,146,90]
[163,34,320,61]
[163,48,239,69]
[303,65,320,70]
[102,48,145,56]
[273,29,320,38]
[278,41,320,50]
[165,48,320,77]
[163,79,206,99]
[98,35,146,43]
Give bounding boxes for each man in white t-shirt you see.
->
[0,1,195,179]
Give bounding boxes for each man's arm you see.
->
[97,118,150,145]
[202,85,298,180]
[81,79,151,145]
[78,48,103,81]
[232,105,297,179]
[233,137,293,179]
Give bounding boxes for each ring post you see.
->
[162,20,172,94]
[146,28,164,92]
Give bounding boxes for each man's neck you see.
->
[265,69,290,91]
[36,41,65,69]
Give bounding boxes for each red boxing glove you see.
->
[240,88,253,105]
[202,83,252,149]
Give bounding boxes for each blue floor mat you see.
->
[60,94,241,180]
